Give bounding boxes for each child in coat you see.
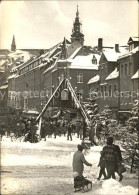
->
[97,151,107,180]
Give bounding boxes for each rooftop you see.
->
[103,49,122,62]
[69,54,99,70]
[105,68,119,80]
[131,69,139,79]
[88,75,100,84]
[118,46,139,60]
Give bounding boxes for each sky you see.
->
[0,0,138,49]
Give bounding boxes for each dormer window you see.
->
[92,56,97,64]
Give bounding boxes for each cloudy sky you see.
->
[0,0,138,49]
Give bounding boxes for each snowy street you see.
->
[1,135,138,195]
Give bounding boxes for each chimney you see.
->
[115,44,120,53]
[98,38,103,51]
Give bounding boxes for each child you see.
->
[97,151,107,180]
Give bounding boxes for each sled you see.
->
[74,176,92,193]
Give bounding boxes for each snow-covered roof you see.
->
[69,54,99,70]
[131,69,139,79]
[0,85,8,89]
[103,50,122,62]
[106,68,119,80]
[43,58,58,74]
[118,46,139,60]
[0,68,4,73]
[119,46,129,53]
[68,46,82,59]
[128,37,139,43]
[100,82,107,86]
[0,59,7,67]
[92,54,101,64]
[8,50,31,62]
[7,74,17,80]
[88,75,100,84]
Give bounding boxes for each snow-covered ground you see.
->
[1,135,138,195]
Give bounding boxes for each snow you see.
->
[131,69,139,79]
[93,53,101,64]
[8,50,31,62]
[100,82,107,86]
[106,68,119,80]
[0,68,5,73]
[0,59,7,66]
[88,75,100,84]
[0,85,8,89]
[68,46,82,59]
[95,179,138,195]
[128,37,139,43]
[69,54,99,70]
[118,46,139,60]
[25,110,39,114]
[7,74,17,80]
[103,50,121,62]
[1,136,138,195]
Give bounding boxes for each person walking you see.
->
[73,144,92,177]
[102,137,119,179]
[97,151,107,180]
[113,143,123,181]
[67,123,72,141]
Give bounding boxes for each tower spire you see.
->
[11,35,16,51]
[76,5,79,18]
[70,6,84,45]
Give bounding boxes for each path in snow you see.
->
[1,135,138,195]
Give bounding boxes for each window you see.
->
[92,57,97,64]
[101,86,103,96]
[76,92,83,102]
[109,85,112,96]
[129,62,132,75]
[114,85,117,92]
[77,73,83,83]
[16,98,21,109]
[8,95,11,106]
[125,64,128,75]
[121,64,124,76]
[24,98,28,110]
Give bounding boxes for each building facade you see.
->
[88,45,123,111]
[88,37,139,114]
[7,6,101,114]
[117,37,139,112]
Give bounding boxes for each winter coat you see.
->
[72,151,91,177]
[113,144,122,161]
[98,155,105,168]
[102,145,119,162]
[67,126,72,134]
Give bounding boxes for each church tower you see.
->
[11,35,16,51]
[71,5,84,45]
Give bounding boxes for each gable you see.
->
[36,79,89,123]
